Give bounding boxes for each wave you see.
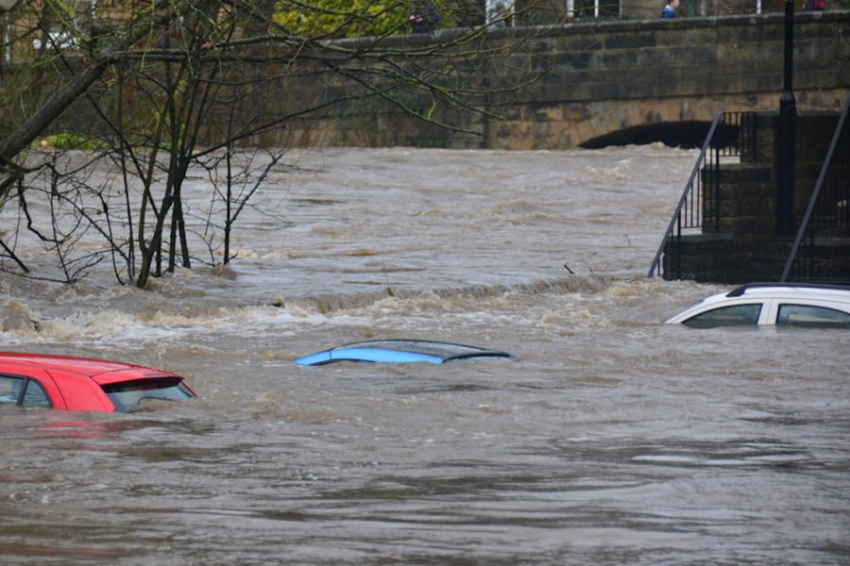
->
[301,274,618,314]
[0,274,623,341]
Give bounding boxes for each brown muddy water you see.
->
[0,146,848,565]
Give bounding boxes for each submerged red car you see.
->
[0,353,195,413]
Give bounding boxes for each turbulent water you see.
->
[0,146,848,565]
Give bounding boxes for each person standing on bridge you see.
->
[409,0,441,34]
[489,2,511,30]
[661,0,680,19]
[806,0,826,10]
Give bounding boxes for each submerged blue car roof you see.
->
[294,340,513,366]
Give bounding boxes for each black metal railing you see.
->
[648,111,755,278]
[780,96,850,282]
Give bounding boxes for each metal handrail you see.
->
[647,111,755,278]
[647,112,723,277]
[780,95,850,282]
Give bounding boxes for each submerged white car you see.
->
[665,283,850,328]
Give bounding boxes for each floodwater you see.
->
[0,146,848,565]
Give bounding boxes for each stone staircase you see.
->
[662,111,850,284]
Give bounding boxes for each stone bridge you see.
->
[484,12,850,149]
[315,11,850,150]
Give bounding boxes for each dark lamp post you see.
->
[777,0,797,237]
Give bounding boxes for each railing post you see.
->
[714,132,721,230]
[777,0,796,237]
[647,112,724,278]
[675,215,682,279]
[780,96,850,282]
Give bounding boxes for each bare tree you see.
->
[0,0,543,288]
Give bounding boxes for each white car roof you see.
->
[724,283,850,301]
[665,282,850,324]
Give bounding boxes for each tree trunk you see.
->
[0,58,109,164]
[0,0,189,169]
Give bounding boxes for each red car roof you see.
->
[0,352,194,413]
[0,352,178,384]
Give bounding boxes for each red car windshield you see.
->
[102,378,195,412]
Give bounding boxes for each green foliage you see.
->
[38,132,104,150]
[273,0,411,38]
[836,0,850,9]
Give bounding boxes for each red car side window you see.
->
[0,376,53,408]
[22,379,52,408]
[0,376,24,405]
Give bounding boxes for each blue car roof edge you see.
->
[293,350,334,366]
[294,340,514,366]
[338,338,490,349]
[443,352,514,362]
[332,348,444,364]
[294,348,446,366]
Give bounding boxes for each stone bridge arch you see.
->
[481,13,850,150]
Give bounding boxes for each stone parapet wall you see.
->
[483,12,850,149]
[204,12,850,150]
[21,13,850,152]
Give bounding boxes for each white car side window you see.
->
[683,303,762,328]
[777,304,850,328]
